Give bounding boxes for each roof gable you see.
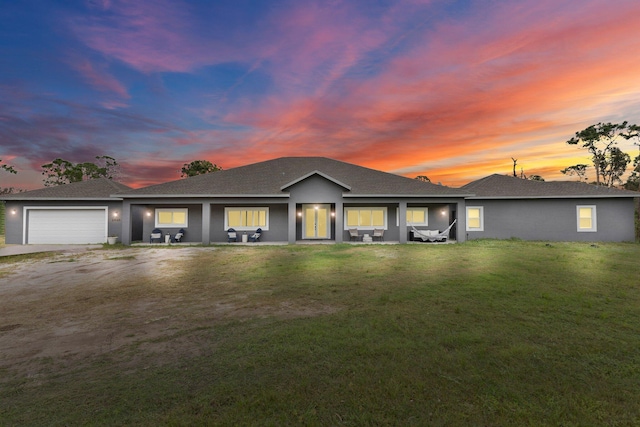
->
[463,174,639,198]
[0,178,131,200]
[280,170,352,191]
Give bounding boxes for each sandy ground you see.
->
[0,246,336,379]
[0,247,224,375]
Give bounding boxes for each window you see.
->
[155,208,188,227]
[344,207,387,229]
[225,207,269,230]
[466,206,484,231]
[406,208,428,226]
[577,205,597,232]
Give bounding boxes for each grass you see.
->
[2,241,640,425]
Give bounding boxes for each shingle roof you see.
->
[118,157,471,197]
[462,174,639,198]
[0,178,131,200]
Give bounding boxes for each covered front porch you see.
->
[121,198,465,245]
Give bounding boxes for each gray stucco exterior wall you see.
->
[138,203,203,243]
[465,198,636,242]
[209,203,288,243]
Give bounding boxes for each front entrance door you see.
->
[303,204,330,239]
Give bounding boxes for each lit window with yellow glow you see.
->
[155,208,188,227]
[406,208,428,226]
[577,206,596,232]
[466,207,483,231]
[225,207,269,230]
[344,207,387,229]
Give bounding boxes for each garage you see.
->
[26,208,108,244]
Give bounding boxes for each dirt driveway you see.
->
[0,247,226,375]
[0,246,334,380]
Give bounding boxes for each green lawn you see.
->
[2,241,640,426]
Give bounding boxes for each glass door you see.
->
[303,204,330,239]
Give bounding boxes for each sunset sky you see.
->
[1,0,640,190]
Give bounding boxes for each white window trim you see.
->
[397,207,429,226]
[224,207,270,231]
[466,206,484,231]
[155,208,188,228]
[576,205,597,232]
[344,207,388,230]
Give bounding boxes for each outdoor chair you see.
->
[227,228,237,243]
[249,228,262,242]
[150,228,163,243]
[373,229,385,241]
[348,228,360,241]
[174,228,185,243]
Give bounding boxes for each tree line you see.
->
[0,157,224,193]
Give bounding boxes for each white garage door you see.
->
[27,209,107,244]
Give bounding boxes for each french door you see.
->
[303,204,330,239]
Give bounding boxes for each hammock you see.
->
[410,219,457,242]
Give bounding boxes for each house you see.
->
[115,157,470,244]
[2,158,637,245]
[461,174,638,242]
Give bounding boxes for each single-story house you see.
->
[2,157,638,244]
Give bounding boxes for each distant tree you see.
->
[415,175,431,182]
[509,158,542,180]
[625,172,640,191]
[1,158,18,194]
[561,164,589,182]
[181,160,223,178]
[42,156,119,186]
[1,158,17,175]
[624,124,640,191]
[565,122,636,187]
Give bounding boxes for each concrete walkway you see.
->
[0,244,103,257]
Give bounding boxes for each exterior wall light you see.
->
[11,209,17,215]
[297,212,302,217]
[112,211,119,218]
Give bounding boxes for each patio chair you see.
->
[373,229,385,241]
[249,228,262,242]
[348,228,360,241]
[174,228,185,243]
[227,228,237,243]
[150,228,163,243]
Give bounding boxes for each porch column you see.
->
[398,201,407,243]
[288,200,297,244]
[334,200,343,243]
[456,200,466,243]
[121,200,132,245]
[202,202,211,245]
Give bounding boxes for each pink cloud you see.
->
[69,0,247,73]
[70,57,129,101]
